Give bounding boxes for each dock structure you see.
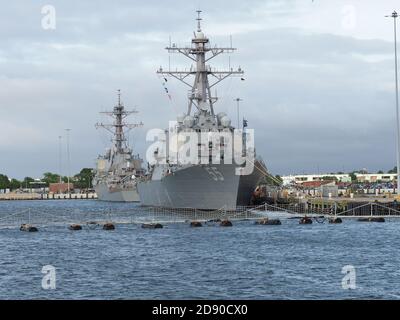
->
[260,199,400,218]
[0,192,98,201]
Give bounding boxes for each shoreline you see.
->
[0,192,98,201]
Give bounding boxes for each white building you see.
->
[281,174,351,185]
[281,173,397,186]
[355,173,396,183]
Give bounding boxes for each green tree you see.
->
[42,172,61,186]
[378,170,384,174]
[349,172,357,182]
[22,177,34,189]
[388,167,397,174]
[74,168,94,189]
[10,179,21,190]
[0,174,10,189]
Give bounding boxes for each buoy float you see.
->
[358,217,385,223]
[190,221,202,227]
[299,216,313,224]
[142,223,163,229]
[220,220,233,227]
[20,224,38,232]
[103,223,115,230]
[68,224,82,230]
[255,218,282,225]
[329,217,342,224]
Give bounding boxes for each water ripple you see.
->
[1,200,400,299]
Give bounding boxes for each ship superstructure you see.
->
[93,90,144,202]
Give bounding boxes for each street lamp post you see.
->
[386,11,400,194]
[65,129,71,196]
[58,135,62,185]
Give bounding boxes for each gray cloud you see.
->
[0,0,399,179]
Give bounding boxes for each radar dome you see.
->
[183,116,195,128]
[220,116,231,128]
[196,32,205,39]
[177,113,186,123]
[217,112,227,120]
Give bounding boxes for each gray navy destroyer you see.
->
[93,91,145,202]
[137,12,268,210]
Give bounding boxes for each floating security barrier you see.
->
[357,217,385,223]
[103,223,115,230]
[68,224,82,230]
[20,224,38,232]
[220,220,233,227]
[141,223,163,229]
[299,216,313,224]
[255,218,282,225]
[190,221,202,227]
[329,217,342,224]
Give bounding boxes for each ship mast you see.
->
[157,11,244,122]
[95,90,143,152]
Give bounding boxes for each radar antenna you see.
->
[95,90,143,152]
[157,11,244,119]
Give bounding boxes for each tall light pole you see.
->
[235,98,243,129]
[58,135,62,184]
[386,11,400,194]
[65,129,71,195]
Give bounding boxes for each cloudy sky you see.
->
[0,0,399,179]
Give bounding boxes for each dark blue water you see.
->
[1,200,400,299]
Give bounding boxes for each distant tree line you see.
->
[0,168,94,190]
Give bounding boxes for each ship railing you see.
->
[335,202,400,217]
[237,203,335,216]
[244,201,400,217]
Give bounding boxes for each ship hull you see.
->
[137,161,264,210]
[95,182,140,202]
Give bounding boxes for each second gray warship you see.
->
[93,91,145,202]
[137,12,267,210]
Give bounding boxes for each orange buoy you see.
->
[103,223,115,230]
[190,221,202,227]
[220,220,233,227]
[69,224,82,230]
[299,216,313,224]
[20,224,38,232]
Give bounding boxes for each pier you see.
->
[261,199,400,218]
[0,192,98,201]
